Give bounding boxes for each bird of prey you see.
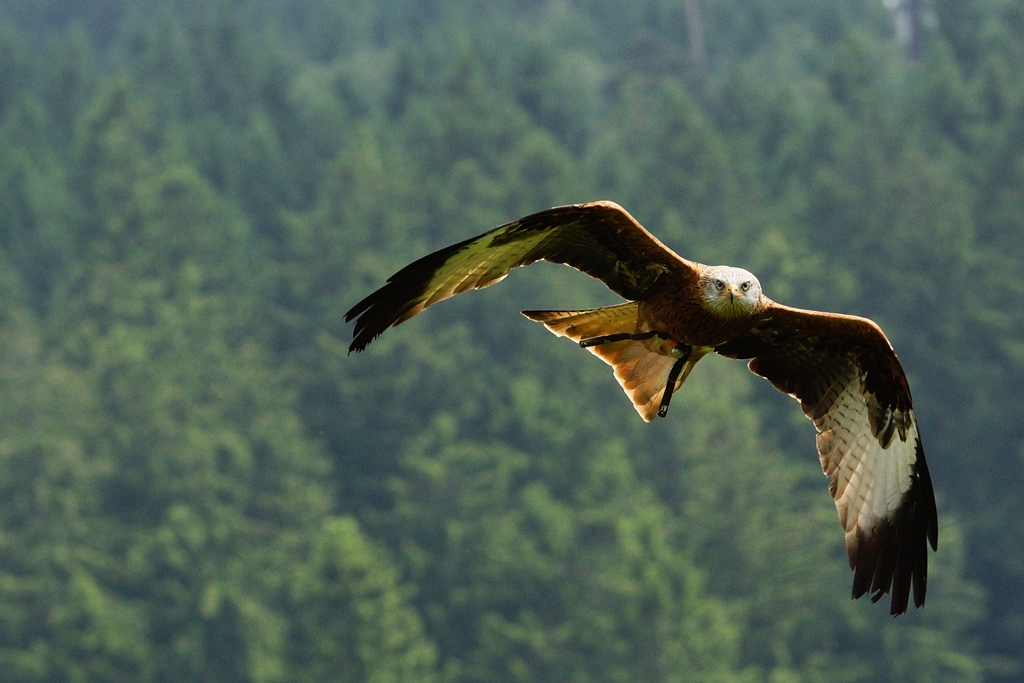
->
[346,201,938,615]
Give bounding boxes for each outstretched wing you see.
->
[715,304,938,615]
[346,201,697,352]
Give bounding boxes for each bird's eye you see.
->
[714,279,724,290]
[740,281,751,292]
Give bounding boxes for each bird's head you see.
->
[699,265,764,318]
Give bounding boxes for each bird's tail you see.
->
[522,303,704,421]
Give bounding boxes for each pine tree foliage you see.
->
[0,0,1018,680]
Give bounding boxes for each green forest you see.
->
[0,0,1020,680]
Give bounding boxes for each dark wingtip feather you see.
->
[848,435,937,616]
[345,290,390,353]
[346,236,483,353]
[915,437,939,553]
[345,293,380,353]
[345,283,414,353]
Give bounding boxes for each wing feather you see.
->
[716,304,938,615]
[346,202,696,352]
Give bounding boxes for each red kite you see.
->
[346,201,937,615]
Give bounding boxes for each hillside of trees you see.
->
[0,0,1021,680]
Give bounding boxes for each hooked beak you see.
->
[722,283,739,302]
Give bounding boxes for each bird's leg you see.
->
[578,330,693,417]
[657,344,693,418]
[579,330,667,348]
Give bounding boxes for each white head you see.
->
[699,265,763,318]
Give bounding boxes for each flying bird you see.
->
[346,201,937,615]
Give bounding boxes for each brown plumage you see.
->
[346,201,938,615]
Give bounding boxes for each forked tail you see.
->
[522,303,705,421]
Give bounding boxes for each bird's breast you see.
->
[638,291,758,348]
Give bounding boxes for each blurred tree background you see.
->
[0,0,1019,680]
